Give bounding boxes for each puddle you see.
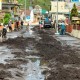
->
[18,55,50,80]
[7,32,19,39]
[26,44,38,53]
[0,46,14,64]
[28,26,34,35]
[7,35,18,39]
[23,26,35,38]
[26,47,38,53]
[21,58,45,80]
[26,55,40,59]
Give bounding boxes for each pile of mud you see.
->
[0,26,80,80]
[2,37,36,50]
[33,27,80,80]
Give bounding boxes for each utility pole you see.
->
[25,0,26,20]
[55,0,59,34]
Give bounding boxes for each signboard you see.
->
[71,0,80,2]
[0,0,2,10]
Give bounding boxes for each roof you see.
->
[26,10,31,16]
[49,11,69,14]
[20,9,31,16]
[2,2,22,6]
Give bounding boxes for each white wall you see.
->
[51,1,69,13]
[50,1,70,20]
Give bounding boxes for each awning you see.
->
[41,9,48,14]
[49,11,69,14]
[72,17,80,20]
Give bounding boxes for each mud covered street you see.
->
[0,26,80,80]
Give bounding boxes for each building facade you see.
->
[0,0,21,21]
[50,1,69,21]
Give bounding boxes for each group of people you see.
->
[39,17,66,35]
[14,20,24,31]
[0,20,24,40]
[8,20,24,32]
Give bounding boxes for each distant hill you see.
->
[18,0,51,10]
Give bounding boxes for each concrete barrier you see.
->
[77,31,80,38]
[73,30,78,37]
[71,29,80,38]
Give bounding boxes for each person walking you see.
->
[39,20,43,30]
[2,27,7,38]
[8,20,12,32]
[60,21,66,35]
[16,20,19,31]
[0,24,3,37]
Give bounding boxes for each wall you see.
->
[51,1,69,13]
[50,1,69,20]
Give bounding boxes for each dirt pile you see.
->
[0,26,80,80]
[33,27,80,80]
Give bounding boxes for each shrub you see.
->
[3,13,11,25]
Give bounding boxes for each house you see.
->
[50,1,69,21]
[20,9,31,21]
[0,0,21,21]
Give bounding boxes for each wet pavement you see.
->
[23,59,44,80]
[54,34,80,49]
[0,46,14,64]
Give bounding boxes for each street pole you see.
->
[55,0,59,34]
[25,0,26,20]
[69,5,71,24]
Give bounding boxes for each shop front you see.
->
[71,17,80,38]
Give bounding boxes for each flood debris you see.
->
[0,26,79,80]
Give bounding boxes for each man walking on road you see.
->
[60,21,66,35]
[8,20,12,32]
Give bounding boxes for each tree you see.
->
[70,3,78,20]
[3,13,11,25]
[18,0,51,11]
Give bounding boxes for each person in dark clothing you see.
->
[60,21,66,35]
[16,21,19,30]
[2,27,7,38]
[21,20,23,29]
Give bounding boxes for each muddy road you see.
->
[0,26,80,80]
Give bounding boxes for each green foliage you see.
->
[18,0,51,11]
[3,13,11,25]
[70,3,78,20]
